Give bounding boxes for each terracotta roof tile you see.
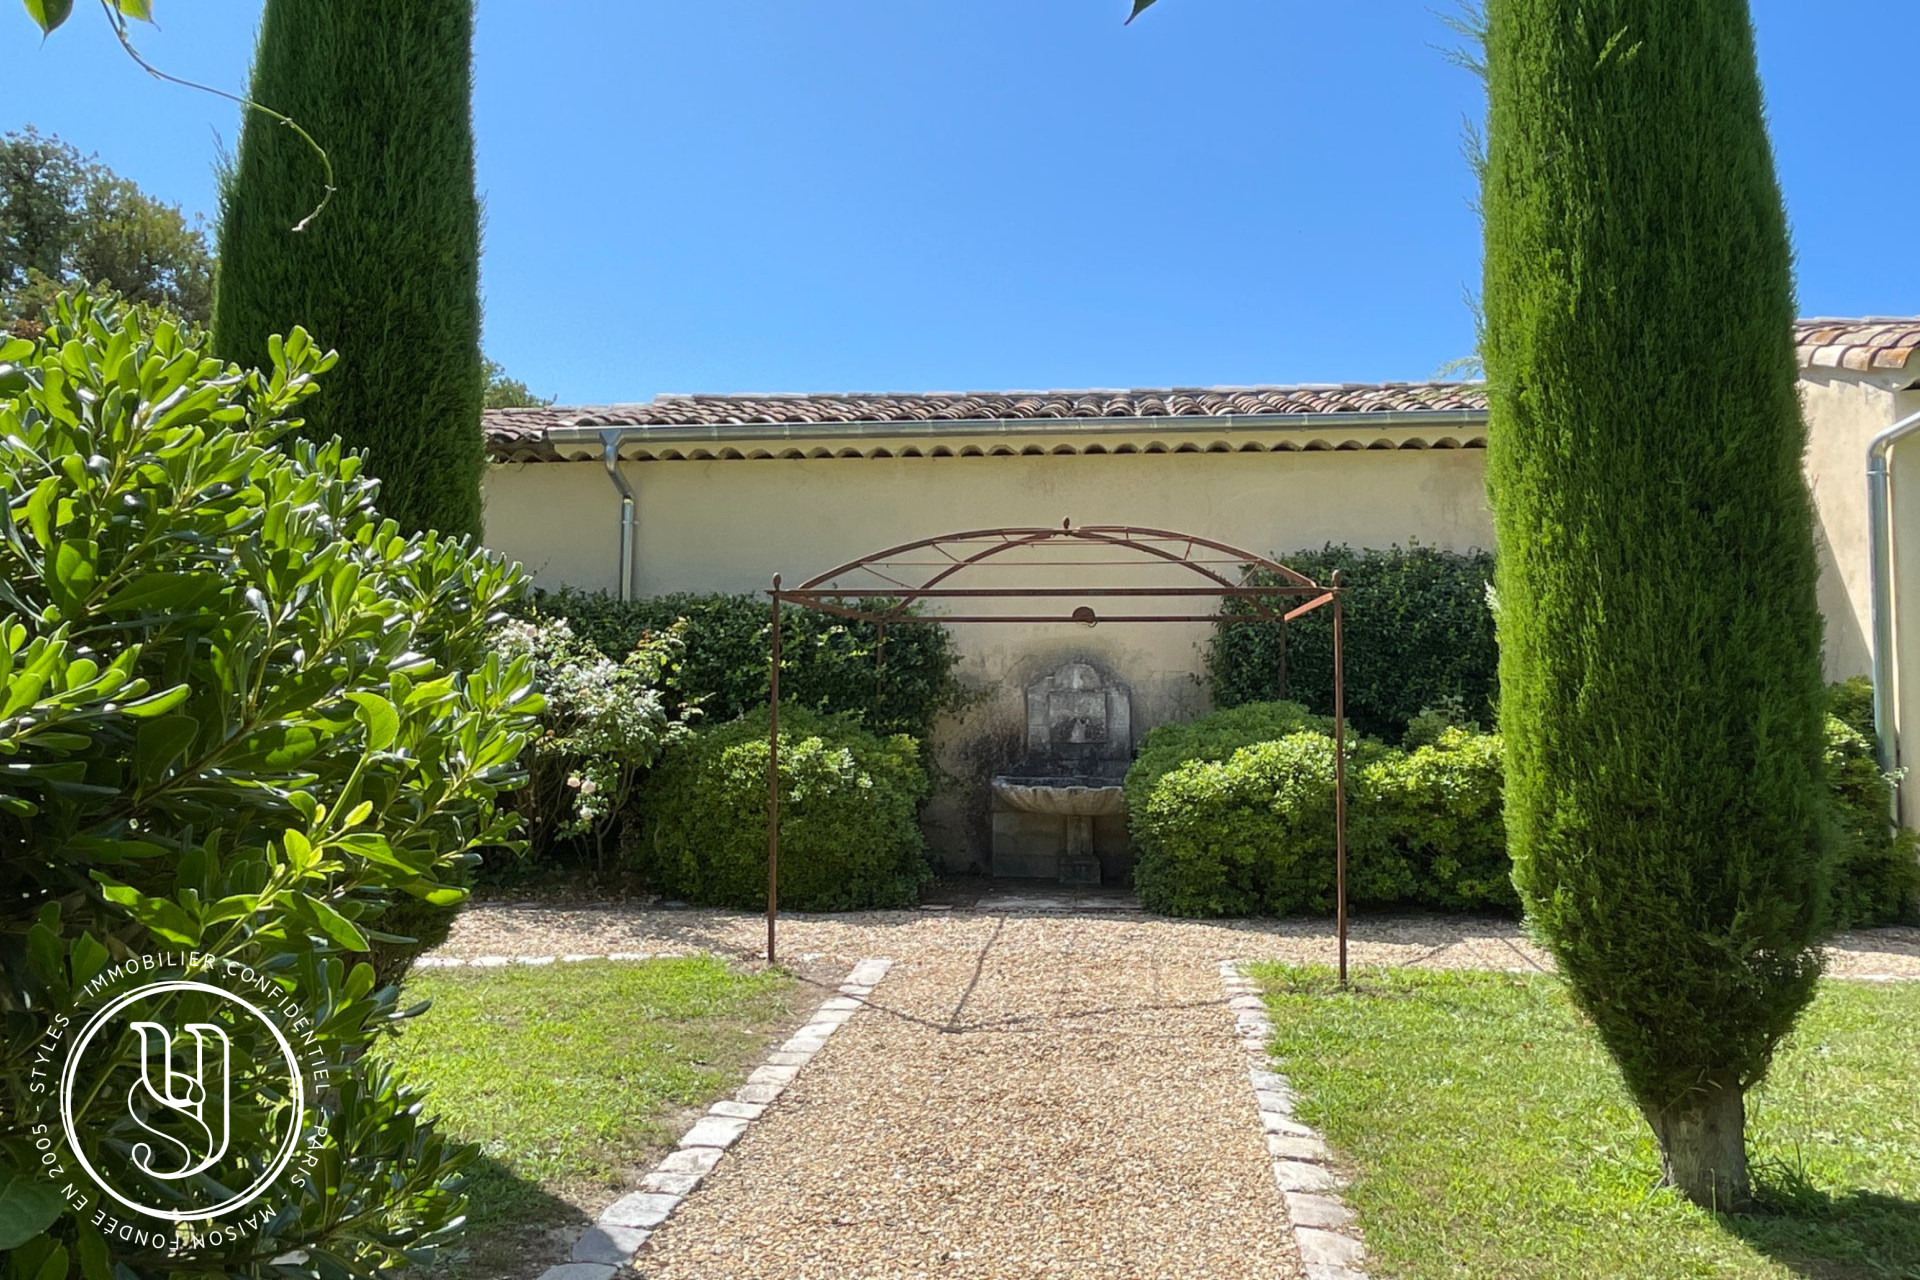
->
[485,382,1489,460]
[1795,318,1920,375]
[486,318,1919,462]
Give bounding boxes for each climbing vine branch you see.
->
[19,0,335,231]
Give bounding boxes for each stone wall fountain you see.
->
[990,662,1132,885]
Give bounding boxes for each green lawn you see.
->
[1249,965,1920,1280]
[379,956,798,1278]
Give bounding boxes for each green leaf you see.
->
[95,876,201,945]
[51,539,97,603]
[21,0,74,34]
[97,571,217,614]
[133,714,196,785]
[302,893,368,951]
[24,476,59,552]
[0,337,31,361]
[345,691,398,751]
[70,930,109,987]
[118,683,190,718]
[76,1226,110,1280]
[32,1242,68,1280]
[0,1171,64,1249]
[117,0,153,20]
[282,827,316,873]
[1126,0,1158,21]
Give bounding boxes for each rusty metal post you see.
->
[1276,616,1290,702]
[767,576,783,966]
[1331,572,1348,987]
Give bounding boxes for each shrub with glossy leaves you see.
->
[1133,731,1395,918]
[0,295,541,1277]
[1209,544,1498,739]
[634,707,931,911]
[1124,700,1333,819]
[493,615,691,870]
[1369,726,1515,912]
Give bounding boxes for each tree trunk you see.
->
[1648,1083,1751,1211]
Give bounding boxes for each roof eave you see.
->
[538,406,1491,458]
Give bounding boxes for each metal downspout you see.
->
[601,432,638,603]
[1866,407,1920,779]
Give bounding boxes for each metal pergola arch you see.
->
[765,520,1351,981]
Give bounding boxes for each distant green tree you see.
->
[484,357,555,409]
[1482,0,1829,1210]
[214,0,484,538]
[0,128,213,326]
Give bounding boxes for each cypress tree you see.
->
[214,0,484,538]
[1482,0,1829,1208]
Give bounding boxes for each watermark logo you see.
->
[30,953,329,1253]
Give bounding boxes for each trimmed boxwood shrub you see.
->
[633,707,932,911]
[1208,544,1497,740]
[531,587,961,740]
[1369,727,1515,912]
[1129,696,1909,927]
[1125,700,1333,817]
[1133,732,1359,918]
[1129,715,1500,918]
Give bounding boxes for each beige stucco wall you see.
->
[484,436,1495,867]
[1800,375,1891,683]
[1800,376,1920,826]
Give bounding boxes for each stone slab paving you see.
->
[627,916,1304,1280]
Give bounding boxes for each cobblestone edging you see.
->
[534,956,897,1280]
[1221,961,1370,1280]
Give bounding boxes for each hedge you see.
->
[1208,544,1497,739]
[531,587,961,741]
[1128,705,1507,918]
[1128,701,1913,927]
[632,707,932,911]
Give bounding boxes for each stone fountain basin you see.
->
[990,775,1128,817]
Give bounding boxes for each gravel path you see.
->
[630,914,1304,1280]
[436,903,1920,982]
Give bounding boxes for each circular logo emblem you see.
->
[60,979,306,1222]
[31,953,329,1250]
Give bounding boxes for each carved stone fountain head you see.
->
[990,662,1132,885]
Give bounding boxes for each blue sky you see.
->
[9,0,1916,405]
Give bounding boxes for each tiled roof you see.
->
[1795,318,1920,375]
[485,382,1489,461]
[485,318,1920,462]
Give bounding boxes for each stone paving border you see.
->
[1222,960,1370,1280]
[534,956,896,1280]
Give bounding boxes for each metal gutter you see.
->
[600,432,638,602]
[1868,406,1920,777]
[541,407,1490,455]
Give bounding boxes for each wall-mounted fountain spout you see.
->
[990,662,1133,885]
